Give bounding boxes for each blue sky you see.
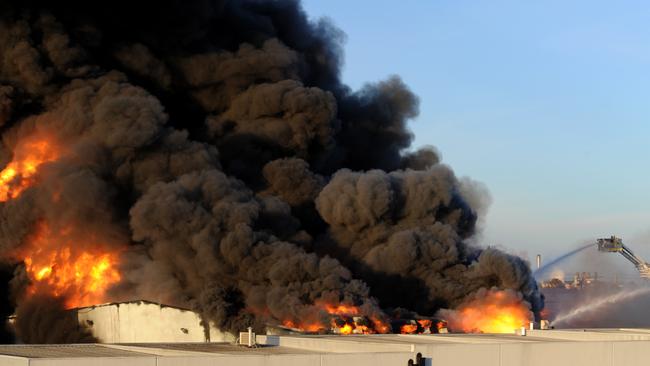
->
[301,0,650,271]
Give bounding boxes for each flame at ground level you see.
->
[438,288,533,334]
[280,302,390,335]
[14,222,122,309]
[278,302,448,335]
[400,324,418,334]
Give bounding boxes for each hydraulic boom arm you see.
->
[597,236,650,279]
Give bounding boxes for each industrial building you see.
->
[2,329,650,365]
[74,300,234,343]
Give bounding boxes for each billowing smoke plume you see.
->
[0,0,542,341]
[14,295,97,344]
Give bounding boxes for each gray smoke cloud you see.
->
[315,168,542,314]
[0,0,542,342]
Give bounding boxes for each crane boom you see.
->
[597,236,650,279]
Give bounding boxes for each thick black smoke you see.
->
[0,0,542,342]
[14,295,97,344]
[315,169,542,314]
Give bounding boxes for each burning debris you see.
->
[0,0,542,342]
[274,302,390,335]
[275,312,446,336]
[397,319,448,335]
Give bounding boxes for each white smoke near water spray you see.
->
[551,286,650,327]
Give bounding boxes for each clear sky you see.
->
[301,0,650,268]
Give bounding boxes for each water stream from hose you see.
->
[534,243,593,279]
[551,286,650,327]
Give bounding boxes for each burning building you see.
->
[76,301,234,343]
[9,300,234,343]
[0,0,542,343]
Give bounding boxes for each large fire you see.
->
[17,222,122,308]
[439,288,533,333]
[0,132,532,335]
[0,131,121,308]
[281,302,390,335]
[278,302,450,335]
[0,131,122,308]
[0,131,63,202]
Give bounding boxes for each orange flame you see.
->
[440,289,533,333]
[324,304,360,316]
[400,324,418,334]
[371,316,391,334]
[280,302,390,335]
[417,319,432,329]
[324,303,389,335]
[436,321,447,331]
[0,132,63,202]
[17,222,122,308]
[338,323,353,335]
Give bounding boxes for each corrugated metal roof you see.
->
[4,330,650,360]
[123,342,316,355]
[0,343,315,358]
[0,344,151,358]
[74,299,194,312]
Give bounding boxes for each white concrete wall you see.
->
[155,355,322,366]
[24,353,415,366]
[413,341,650,366]
[257,335,414,353]
[4,341,650,366]
[527,329,650,341]
[257,333,650,366]
[6,332,650,366]
[29,358,155,366]
[75,302,234,343]
[0,356,27,366]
